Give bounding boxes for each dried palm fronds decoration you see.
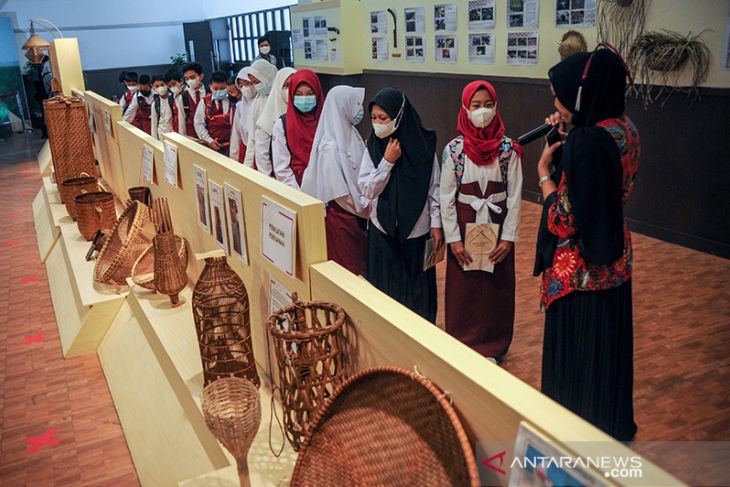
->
[628,30,711,107]
[597,0,649,57]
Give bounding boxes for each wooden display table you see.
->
[45,222,128,357]
[32,176,66,262]
[99,285,296,487]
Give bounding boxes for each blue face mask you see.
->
[352,106,364,126]
[211,89,228,101]
[293,95,317,113]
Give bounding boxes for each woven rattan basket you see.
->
[192,256,260,388]
[131,236,188,290]
[44,96,96,186]
[267,295,346,451]
[60,175,98,220]
[94,200,152,285]
[128,186,152,206]
[290,366,480,487]
[75,192,117,241]
[202,377,261,487]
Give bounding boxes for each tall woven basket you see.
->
[290,366,480,487]
[192,257,260,388]
[60,175,99,220]
[43,96,96,188]
[131,236,188,291]
[267,295,346,451]
[94,200,152,285]
[202,377,261,487]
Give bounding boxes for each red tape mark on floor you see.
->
[20,275,39,285]
[24,332,45,344]
[2,240,21,247]
[6,211,24,219]
[26,428,61,454]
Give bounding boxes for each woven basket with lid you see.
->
[290,366,480,487]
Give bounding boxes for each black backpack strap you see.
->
[181,90,191,114]
[154,94,160,115]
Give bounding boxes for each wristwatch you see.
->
[538,175,551,186]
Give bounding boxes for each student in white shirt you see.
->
[150,74,175,140]
[358,87,443,323]
[254,35,278,67]
[123,74,153,135]
[180,62,207,138]
[229,67,254,163]
[118,71,138,114]
[302,85,369,276]
[439,80,523,363]
[253,66,296,176]
[242,59,278,168]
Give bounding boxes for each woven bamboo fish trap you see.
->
[267,295,346,451]
[131,236,188,290]
[94,200,152,285]
[151,198,188,305]
[192,256,260,389]
[202,377,261,487]
[290,366,480,487]
[60,174,102,220]
[75,192,117,241]
[43,95,96,190]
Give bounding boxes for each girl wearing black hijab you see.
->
[358,88,443,322]
[535,47,640,441]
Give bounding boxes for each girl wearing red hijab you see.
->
[271,69,324,189]
[439,80,524,363]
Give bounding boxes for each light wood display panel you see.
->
[37,140,52,177]
[45,221,127,358]
[310,261,682,486]
[49,38,85,97]
[85,91,127,198]
[32,187,59,263]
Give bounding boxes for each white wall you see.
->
[0,0,296,72]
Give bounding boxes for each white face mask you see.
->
[128,85,139,93]
[242,85,255,99]
[260,46,271,55]
[186,78,202,90]
[170,85,182,95]
[467,106,496,129]
[255,81,271,96]
[373,119,397,139]
[281,87,289,103]
[156,86,168,96]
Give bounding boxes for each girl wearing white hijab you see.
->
[301,86,369,276]
[229,67,253,163]
[253,67,296,176]
[242,59,278,168]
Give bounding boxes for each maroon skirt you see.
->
[326,201,368,277]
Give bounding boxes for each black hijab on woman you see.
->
[367,87,437,242]
[534,48,627,276]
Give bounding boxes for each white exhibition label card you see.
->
[224,182,249,265]
[269,277,293,319]
[261,196,297,277]
[193,164,210,233]
[208,180,229,254]
[163,141,178,187]
[142,145,154,183]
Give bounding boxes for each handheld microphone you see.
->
[516,123,553,146]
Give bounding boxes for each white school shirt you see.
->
[270,118,298,189]
[122,92,155,124]
[254,126,274,177]
[193,97,232,144]
[151,95,174,140]
[229,99,251,162]
[242,94,269,169]
[358,152,442,239]
[439,145,523,244]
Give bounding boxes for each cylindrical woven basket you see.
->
[202,377,261,486]
[128,186,152,206]
[267,296,346,451]
[153,231,188,305]
[192,256,260,389]
[61,175,98,220]
[44,96,96,187]
[75,192,117,241]
[290,366,480,487]
[131,236,188,290]
[94,200,152,285]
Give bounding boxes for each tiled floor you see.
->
[0,131,728,485]
[0,132,139,486]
